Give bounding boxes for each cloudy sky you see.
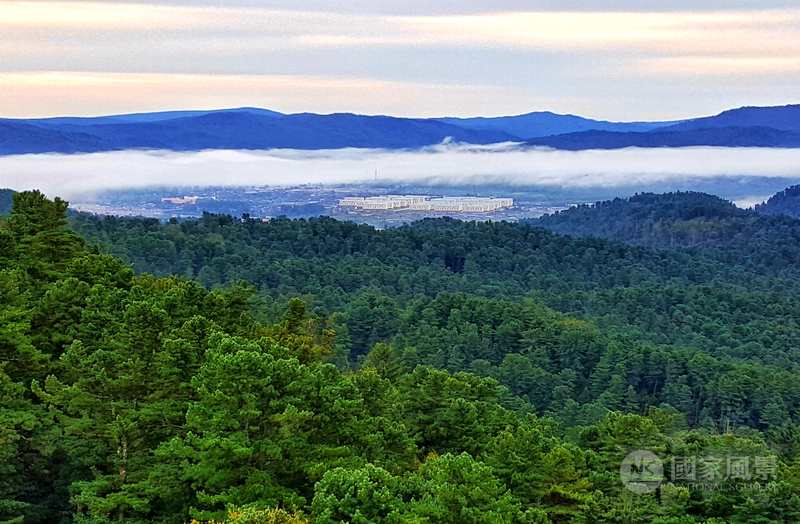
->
[1,0,798,119]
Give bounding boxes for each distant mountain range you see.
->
[1,104,799,154]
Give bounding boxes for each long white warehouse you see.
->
[339,195,513,212]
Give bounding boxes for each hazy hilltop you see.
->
[662,104,800,132]
[24,107,285,126]
[525,104,800,150]
[756,184,800,218]
[3,103,800,154]
[0,188,13,214]
[434,111,674,139]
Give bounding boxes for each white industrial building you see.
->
[339,195,513,213]
[340,195,427,210]
[161,196,200,205]
[339,196,367,207]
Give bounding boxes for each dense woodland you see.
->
[533,191,800,272]
[3,189,800,523]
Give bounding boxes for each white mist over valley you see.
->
[3,144,800,201]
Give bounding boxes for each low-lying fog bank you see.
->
[2,144,800,201]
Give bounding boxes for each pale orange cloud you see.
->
[0,71,525,117]
[637,56,800,76]
[4,1,799,52]
[1,1,799,119]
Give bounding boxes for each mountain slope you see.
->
[755,184,800,218]
[535,191,747,241]
[662,104,800,132]
[526,125,800,150]
[0,119,110,154]
[532,191,800,271]
[3,103,800,154]
[26,107,284,126]
[436,111,675,139]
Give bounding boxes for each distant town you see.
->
[69,185,581,227]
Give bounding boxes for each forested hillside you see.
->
[756,185,800,218]
[532,192,748,245]
[71,209,800,360]
[533,191,800,271]
[4,191,800,523]
[67,209,800,428]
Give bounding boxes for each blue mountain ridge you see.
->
[525,126,800,150]
[1,104,798,154]
[660,105,800,133]
[434,111,680,139]
[0,112,515,154]
[24,107,285,126]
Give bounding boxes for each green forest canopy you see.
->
[2,190,800,523]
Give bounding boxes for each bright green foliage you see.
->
[311,464,406,523]
[311,456,547,524]
[361,343,406,381]
[481,422,594,522]
[7,191,83,280]
[71,210,800,431]
[405,453,536,523]
[396,366,526,456]
[222,507,309,524]
[170,332,416,520]
[0,368,38,523]
[192,506,309,524]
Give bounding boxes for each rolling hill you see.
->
[526,125,800,150]
[23,107,285,126]
[661,104,800,132]
[435,111,676,139]
[0,111,515,154]
[531,190,800,271]
[2,103,799,154]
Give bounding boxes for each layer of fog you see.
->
[2,143,800,201]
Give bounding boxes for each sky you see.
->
[1,0,799,120]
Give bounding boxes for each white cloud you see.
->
[637,56,800,76]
